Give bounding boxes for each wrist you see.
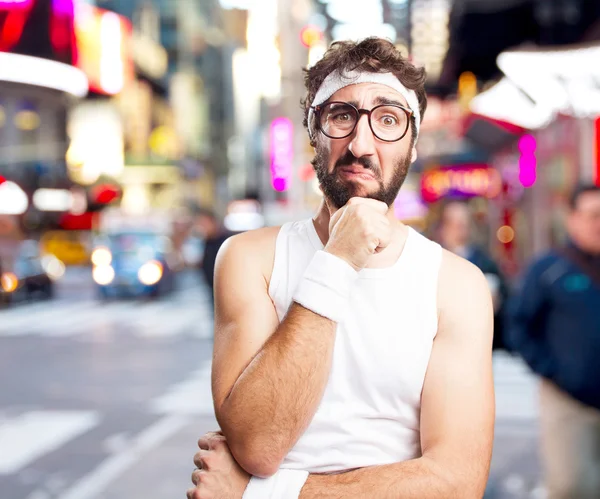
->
[323,247,361,272]
[292,250,359,323]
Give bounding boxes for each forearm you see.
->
[300,458,470,499]
[218,303,336,472]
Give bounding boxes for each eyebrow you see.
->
[374,96,408,107]
[339,97,409,108]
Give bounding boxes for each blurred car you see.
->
[92,231,177,300]
[0,241,61,305]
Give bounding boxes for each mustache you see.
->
[334,151,381,179]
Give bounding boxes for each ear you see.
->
[411,146,418,163]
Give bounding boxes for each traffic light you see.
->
[300,25,322,48]
[0,175,5,185]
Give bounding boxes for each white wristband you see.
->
[242,469,309,499]
[292,250,359,323]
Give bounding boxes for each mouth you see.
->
[338,166,377,181]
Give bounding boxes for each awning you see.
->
[0,52,88,97]
[471,43,600,130]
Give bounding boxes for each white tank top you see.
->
[268,219,442,473]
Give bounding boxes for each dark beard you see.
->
[311,148,411,210]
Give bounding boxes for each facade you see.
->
[0,0,88,231]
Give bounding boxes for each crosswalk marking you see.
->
[0,289,214,339]
[0,411,99,474]
[149,361,214,415]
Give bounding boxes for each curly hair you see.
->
[301,37,428,147]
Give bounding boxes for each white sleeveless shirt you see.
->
[268,219,443,474]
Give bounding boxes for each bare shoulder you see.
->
[436,248,493,341]
[438,248,488,289]
[216,226,282,282]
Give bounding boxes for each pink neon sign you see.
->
[518,134,537,188]
[0,0,34,8]
[270,117,293,192]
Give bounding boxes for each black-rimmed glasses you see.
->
[312,101,413,142]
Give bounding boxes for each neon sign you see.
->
[518,134,537,188]
[0,0,33,7]
[74,4,133,95]
[595,118,600,187]
[421,164,502,203]
[0,0,76,65]
[269,117,293,192]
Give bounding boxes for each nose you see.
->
[348,114,376,159]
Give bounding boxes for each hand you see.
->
[324,197,392,271]
[187,431,251,499]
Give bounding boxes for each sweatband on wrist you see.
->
[292,250,359,323]
[242,469,309,499]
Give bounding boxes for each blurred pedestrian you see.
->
[508,184,600,499]
[438,201,510,350]
[188,37,494,499]
[195,208,232,307]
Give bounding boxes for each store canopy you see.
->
[0,52,88,97]
[471,43,600,130]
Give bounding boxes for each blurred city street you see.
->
[0,268,542,499]
[1,0,599,497]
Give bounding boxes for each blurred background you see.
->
[0,0,599,498]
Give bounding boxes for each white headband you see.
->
[308,69,421,140]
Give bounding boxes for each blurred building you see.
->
[0,0,88,234]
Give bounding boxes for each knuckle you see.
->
[200,454,213,469]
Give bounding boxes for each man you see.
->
[438,201,509,350]
[508,184,600,499]
[195,208,232,307]
[187,37,494,499]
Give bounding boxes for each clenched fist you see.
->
[324,197,392,271]
[187,431,250,499]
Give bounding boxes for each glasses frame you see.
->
[311,101,414,143]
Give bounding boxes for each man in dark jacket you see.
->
[439,201,510,350]
[196,209,232,308]
[508,184,600,499]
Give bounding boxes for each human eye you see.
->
[331,109,353,123]
[380,114,398,126]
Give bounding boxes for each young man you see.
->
[508,184,600,499]
[187,38,494,499]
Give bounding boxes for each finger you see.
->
[191,468,204,486]
[186,486,199,499]
[346,197,388,214]
[328,206,346,229]
[198,431,223,450]
[193,449,209,469]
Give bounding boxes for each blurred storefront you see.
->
[0,0,88,236]
[471,43,600,272]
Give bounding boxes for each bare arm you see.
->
[211,229,337,478]
[299,251,495,499]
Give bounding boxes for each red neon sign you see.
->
[0,0,33,52]
[421,164,502,203]
[0,0,76,64]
